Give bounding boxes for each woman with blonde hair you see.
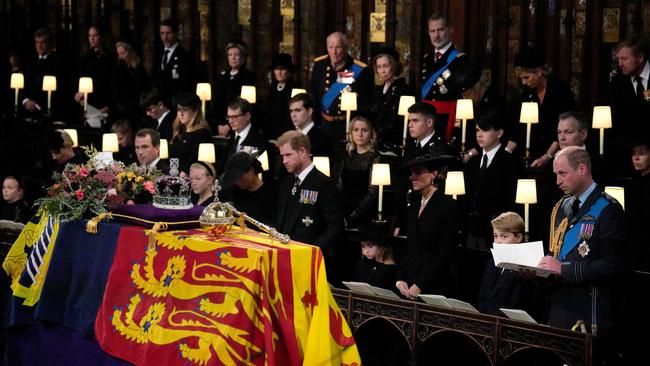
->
[339,116,380,227]
[169,92,212,175]
[113,41,150,122]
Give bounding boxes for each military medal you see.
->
[291,185,298,196]
[579,222,593,240]
[299,189,318,204]
[301,216,314,227]
[644,90,650,101]
[578,241,590,257]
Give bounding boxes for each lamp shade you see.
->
[313,156,330,177]
[10,73,24,89]
[604,186,625,210]
[340,92,357,111]
[592,106,612,129]
[159,139,169,159]
[197,143,216,163]
[398,95,416,116]
[291,88,307,98]
[196,83,212,101]
[370,163,391,186]
[102,133,119,153]
[78,77,93,93]
[63,129,78,147]
[515,179,537,204]
[257,150,270,171]
[42,75,57,91]
[519,102,539,124]
[455,99,474,120]
[444,171,466,196]
[240,85,256,103]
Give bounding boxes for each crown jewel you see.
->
[152,158,193,209]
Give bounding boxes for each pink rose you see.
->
[75,189,85,200]
[144,181,155,194]
[79,166,90,177]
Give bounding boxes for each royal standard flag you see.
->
[95,226,360,366]
[2,213,61,306]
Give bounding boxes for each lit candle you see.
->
[519,102,539,158]
[371,163,391,221]
[42,75,57,113]
[515,179,537,236]
[341,92,357,137]
[10,73,24,112]
[196,83,212,115]
[456,99,474,151]
[592,106,612,156]
[398,96,416,146]
[78,77,93,113]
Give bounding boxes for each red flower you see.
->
[144,181,155,194]
[75,189,85,200]
[52,183,59,190]
[79,166,90,177]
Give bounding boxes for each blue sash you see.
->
[559,197,609,260]
[420,50,460,99]
[321,63,364,111]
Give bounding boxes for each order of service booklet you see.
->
[500,308,538,324]
[342,281,401,299]
[419,294,479,313]
[490,241,555,278]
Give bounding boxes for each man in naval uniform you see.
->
[420,13,472,141]
[537,146,625,363]
[309,32,373,142]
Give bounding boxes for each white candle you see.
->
[402,114,408,142]
[461,119,467,145]
[524,203,529,233]
[526,123,532,149]
[378,185,384,213]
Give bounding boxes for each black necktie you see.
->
[571,197,581,217]
[635,76,645,100]
[416,141,422,150]
[480,154,488,174]
[234,135,241,151]
[162,49,170,69]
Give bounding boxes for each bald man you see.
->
[309,32,373,142]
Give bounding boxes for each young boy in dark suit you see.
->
[464,109,518,250]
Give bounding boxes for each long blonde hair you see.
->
[171,108,211,143]
[115,41,141,68]
[346,116,377,154]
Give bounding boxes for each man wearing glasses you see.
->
[224,97,267,162]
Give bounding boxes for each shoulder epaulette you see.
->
[354,59,368,68]
[314,54,328,62]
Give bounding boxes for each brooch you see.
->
[578,241,590,257]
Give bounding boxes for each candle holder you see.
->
[196,83,212,115]
[398,96,416,149]
[42,75,57,115]
[515,179,537,241]
[519,102,539,165]
[455,99,474,153]
[78,77,93,113]
[371,163,391,222]
[592,106,612,157]
[341,92,357,141]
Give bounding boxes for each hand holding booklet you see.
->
[490,241,555,278]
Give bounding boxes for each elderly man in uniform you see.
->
[310,32,373,143]
[537,146,625,363]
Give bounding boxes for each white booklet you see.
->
[419,294,479,313]
[342,281,401,299]
[500,308,538,324]
[490,241,554,278]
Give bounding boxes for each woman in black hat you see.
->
[371,47,411,151]
[169,92,212,175]
[395,149,459,300]
[264,53,298,139]
[513,46,575,166]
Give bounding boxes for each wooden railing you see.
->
[332,288,592,366]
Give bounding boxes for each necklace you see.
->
[277,83,285,91]
[420,191,434,207]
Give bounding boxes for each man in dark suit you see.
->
[289,93,335,159]
[464,109,518,249]
[275,130,344,253]
[224,97,266,158]
[403,102,445,158]
[153,19,194,107]
[538,146,626,362]
[134,128,169,174]
[21,28,70,121]
[309,32,373,142]
[140,89,175,141]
